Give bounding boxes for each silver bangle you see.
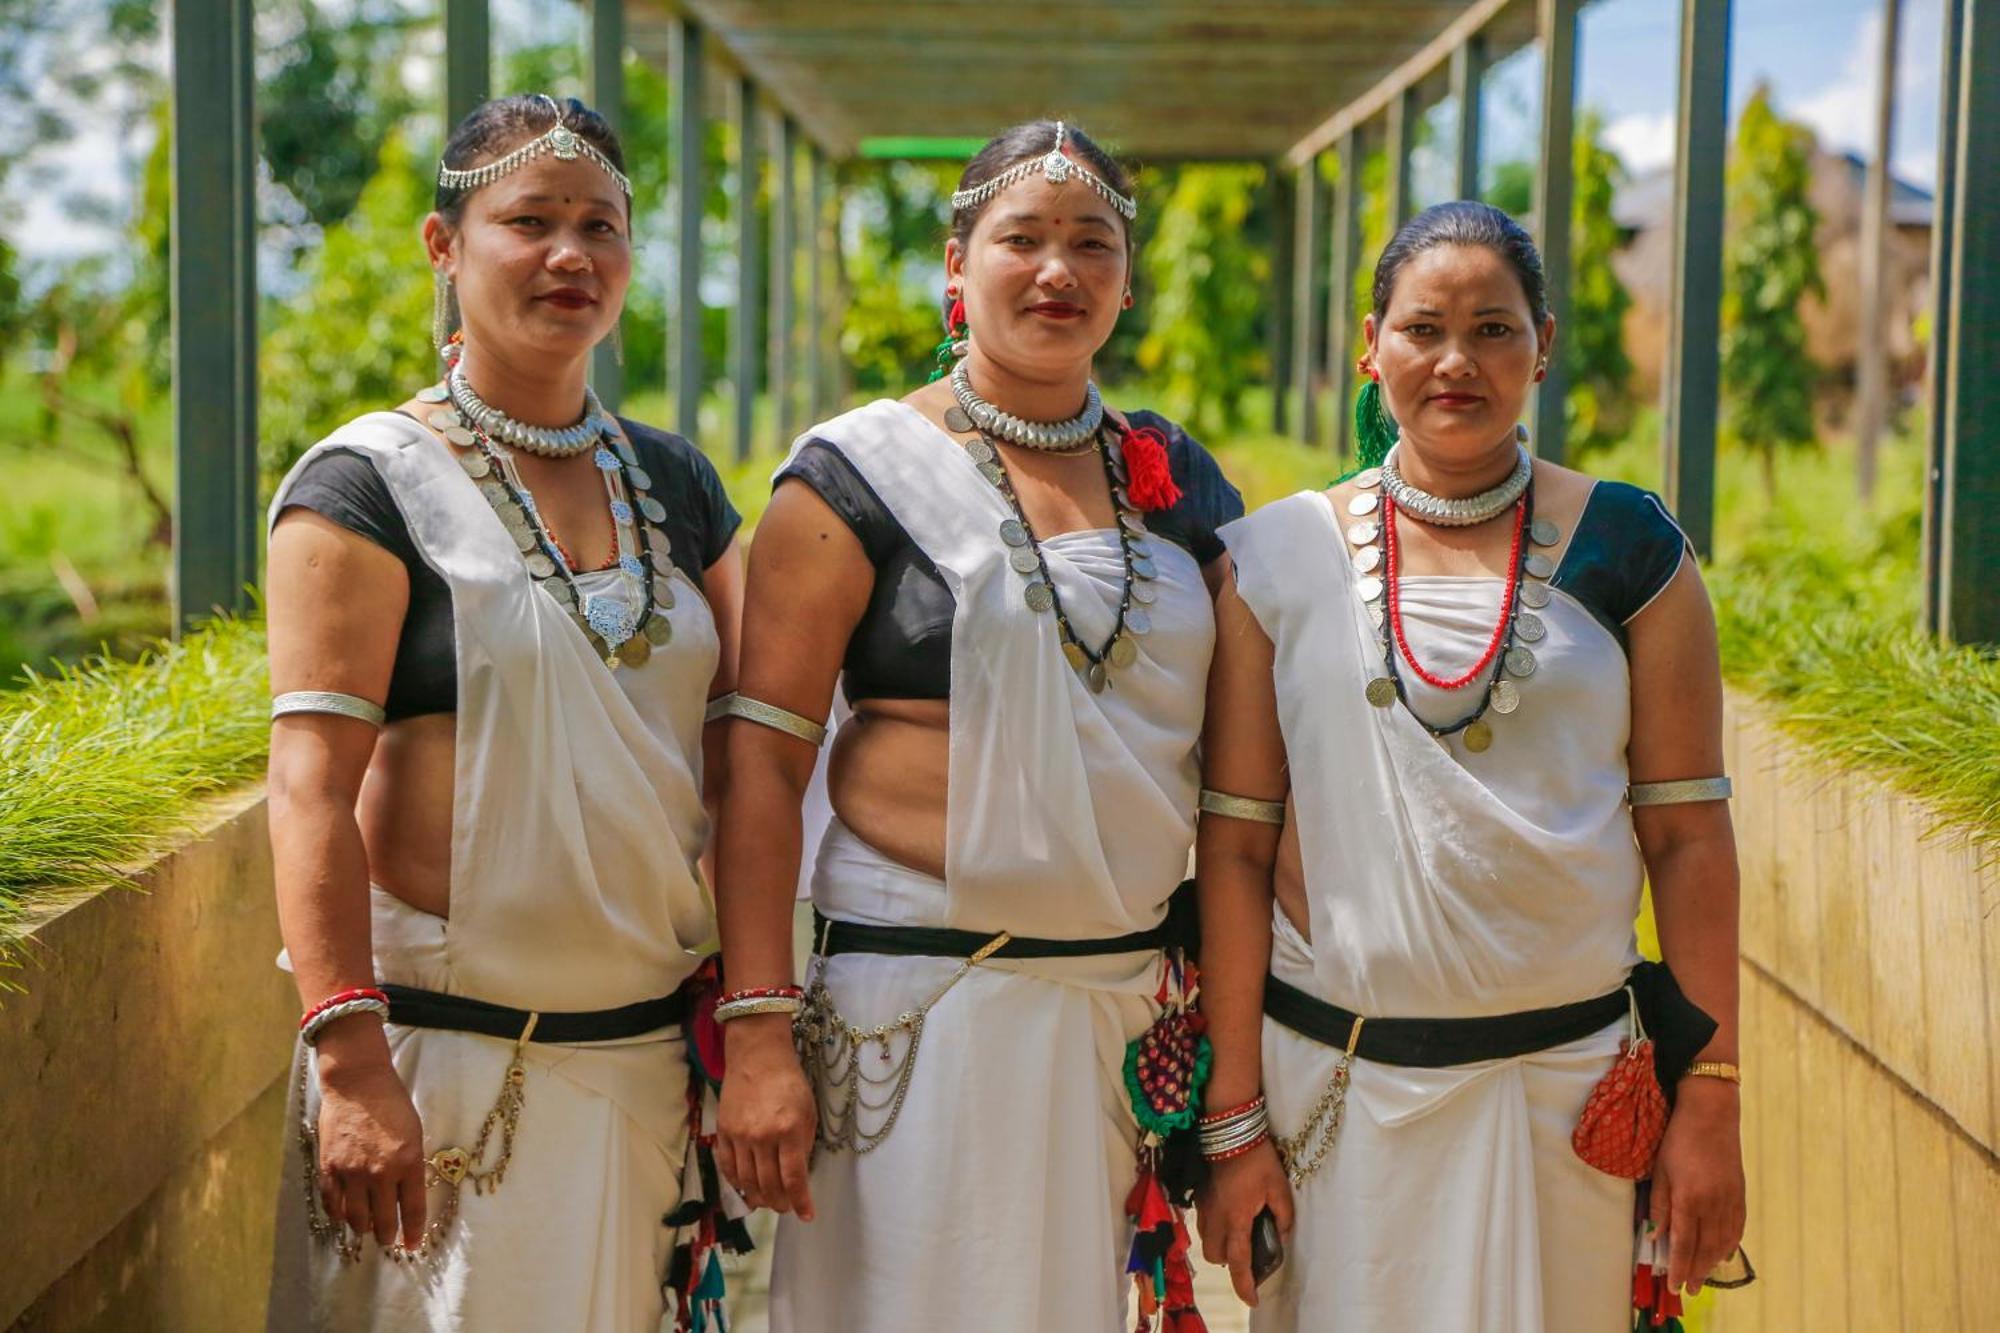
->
[705,693,829,747]
[713,995,804,1023]
[272,691,387,728]
[1199,789,1287,825]
[1629,776,1733,806]
[301,997,391,1045]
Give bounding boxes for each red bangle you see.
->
[1198,1094,1267,1126]
[300,986,390,1031]
[717,985,805,1007]
[1202,1131,1271,1162]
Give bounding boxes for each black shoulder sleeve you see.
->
[1552,482,1693,646]
[279,448,421,566]
[617,417,744,574]
[775,439,906,567]
[1121,410,1246,565]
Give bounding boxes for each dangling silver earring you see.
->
[432,271,456,353]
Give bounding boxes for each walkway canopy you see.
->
[169,0,1997,642]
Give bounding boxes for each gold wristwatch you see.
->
[1682,1060,1742,1084]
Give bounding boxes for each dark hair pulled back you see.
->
[948,119,1135,247]
[1371,201,1547,324]
[434,94,628,223]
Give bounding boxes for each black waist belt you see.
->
[379,983,690,1044]
[813,910,1174,961]
[1262,974,1629,1068]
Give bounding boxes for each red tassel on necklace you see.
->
[1120,424,1183,512]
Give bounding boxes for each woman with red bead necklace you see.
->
[1193,202,1747,1329]
[709,120,1242,1331]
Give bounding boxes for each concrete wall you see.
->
[1712,697,2000,1331]
[2,792,291,1333]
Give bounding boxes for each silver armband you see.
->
[1628,776,1733,806]
[271,691,387,728]
[704,692,829,747]
[1198,788,1287,825]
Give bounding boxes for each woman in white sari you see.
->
[1194,202,1746,1330]
[710,121,1242,1331]
[263,94,745,1332]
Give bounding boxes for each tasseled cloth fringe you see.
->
[1627,1183,1684,1331]
[664,957,756,1333]
[1123,953,1209,1332]
[1118,422,1184,512]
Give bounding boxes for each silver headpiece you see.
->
[437,94,633,200]
[949,121,1137,221]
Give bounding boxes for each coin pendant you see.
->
[943,406,974,433]
[459,452,491,478]
[1352,546,1383,575]
[1120,511,1146,534]
[1130,581,1157,605]
[1513,611,1546,643]
[999,518,1029,547]
[1524,552,1555,580]
[618,634,653,668]
[639,496,667,524]
[446,427,478,447]
[1112,487,1132,510]
[1347,519,1380,546]
[1490,679,1521,714]
[524,552,556,579]
[652,577,676,611]
[1109,635,1138,669]
[511,525,537,552]
[1367,601,1387,628]
[1086,662,1108,694]
[418,384,450,403]
[614,440,640,467]
[1062,641,1088,670]
[1009,546,1042,574]
[1348,491,1381,517]
[1356,575,1385,603]
[547,580,575,607]
[964,438,995,465]
[1519,582,1552,609]
[584,629,608,659]
[978,461,1005,486]
[428,409,461,431]
[1365,676,1398,707]
[1462,720,1494,753]
[627,466,653,492]
[1131,555,1157,580]
[645,616,673,646]
[1530,518,1561,547]
[1505,646,1538,678]
[1125,607,1152,635]
[1024,581,1055,613]
[1353,467,1383,489]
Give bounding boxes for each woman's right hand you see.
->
[313,1023,428,1251]
[717,1015,819,1220]
[1196,1138,1295,1306]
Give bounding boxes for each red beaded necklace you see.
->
[1383,496,1526,691]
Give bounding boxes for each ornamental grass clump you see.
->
[0,618,268,961]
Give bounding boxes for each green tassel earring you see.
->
[927,294,970,383]
[1354,376,1399,470]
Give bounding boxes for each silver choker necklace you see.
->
[447,363,612,458]
[949,360,1104,452]
[1380,434,1533,527]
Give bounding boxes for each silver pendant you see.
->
[614,440,640,467]
[978,461,1005,486]
[1365,677,1398,707]
[1519,582,1552,609]
[1504,646,1538,678]
[1490,679,1521,714]
[1125,607,1152,635]
[1024,582,1055,613]
[428,408,461,431]
[510,525,537,553]
[943,406,974,433]
[964,438,995,465]
[1086,661,1107,694]
[1356,575,1385,603]
[639,496,667,524]
[445,427,477,447]
[653,579,676,612]
[1348,491,1380,517]
[999,518,1029,547]
[1529,518,1561,547]
[547,580,576,607]
[1119,512,1146,535]
[1009,546,1042,574]
[1347,520,1380,546]
[1366,601,1387,628]
[417,384,450,404]
[459,452,491,478]
[1352,546,1383,575]
[648,530,673,559]
[1523,552,1555,580]
[1353,467,1383,490]
[627,467,653,492]
[525,552,556,578]
[1513,611,1546,643]
[1130,581,1158,606]
[1131,555,1157,580]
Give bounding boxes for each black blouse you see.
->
[777,409,1243,703]
[1549,481,1692,652]
[279,415,741,721]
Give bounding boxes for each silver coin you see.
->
[1009,546,1043,574]
[1366,601,1387,628]
[1529,518,1561,547]
[1513,611,1547,643]
[1128,537,1153,562]
[1108,635,1138,669]
[1113,487,1133,512]
[645,616,673,646]
[1505,646,1538,678]
[1524,552,1555,580]
[1353,467,1383,489]
[998,518,1030,548]
[1131,555,1157,580]
[1024,581,1055,613]
[1490,679,1521,714]
[417,384,450,403]
[428,408,461,431]
[1086,661,1108,694]
[1119,512,1146,534]
[459,452,491,478]
[1348,491,1381,517]
[614,440,640,467]
[626,466,653,492]
[511,525,537,552]
[639,496,667,524]
[1519,582,1552,609]
[1130,581,1157,605]
[524,552,556,579]
[1356,575,1385,603]
[964,438,995,465]
[648,530,673,559]
[978,461,1005,486]
[653,581,676,612]
[1347,520,1380,547]
[546,579,575,606]
[943,406,974,433]
[1352,546,1383,575]
[1125,607,1152,635]
[446,427,478,447]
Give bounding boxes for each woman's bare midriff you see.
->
[352,713,457,918]
[827,699,950,880]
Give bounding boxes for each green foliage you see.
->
[1484,159,1535,217]
[1723,85,1824,494]
[1565,112,1635,455]
[259,132,435,473]
[834,159,957,394]
[1136,164,1270,438]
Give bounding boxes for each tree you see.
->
[1722,84,1823,497]
[1137,164,1271,438]
[1564,111,1634,455]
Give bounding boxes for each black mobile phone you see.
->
[1250,1207,1285,1286]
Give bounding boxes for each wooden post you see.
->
[1328,129,1362,460]
[1293,159,1326,446]
[1922,0,1965,630]
[1386,87,1416,228]
[1531,0,1580,461]
[1661,0,1732,558]
[808,144,827,422]
[1855,0,1904,501]
[730,77,762,463]
[770,115,798,447]
[170,0,258,631]
[1451,35,1487,200]
[588,0,625,410]
[443,0,489,137]
[670,18,703,440]
[1268,168,1294,435]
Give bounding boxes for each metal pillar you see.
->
[1934,0,2000,644]
[1328,130,1362,460]
[170,0,258,631]
[770,116,798,447]
[1531,0,1580,461]
[1385,87,1416,228]
[670,18,704,440]
[808,145,827,422]
[443,0,489,136]
[589,0,625,410]
[1661,0,1731,558]
[1855,0,1904,500]
[1292,158,1326,445]
[1451,35,1487,200]
[730,78,762,463]
[1922,0,1965,629]
[1268,169,1294,435]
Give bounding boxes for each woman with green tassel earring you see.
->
[1194,200,1748,1328]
